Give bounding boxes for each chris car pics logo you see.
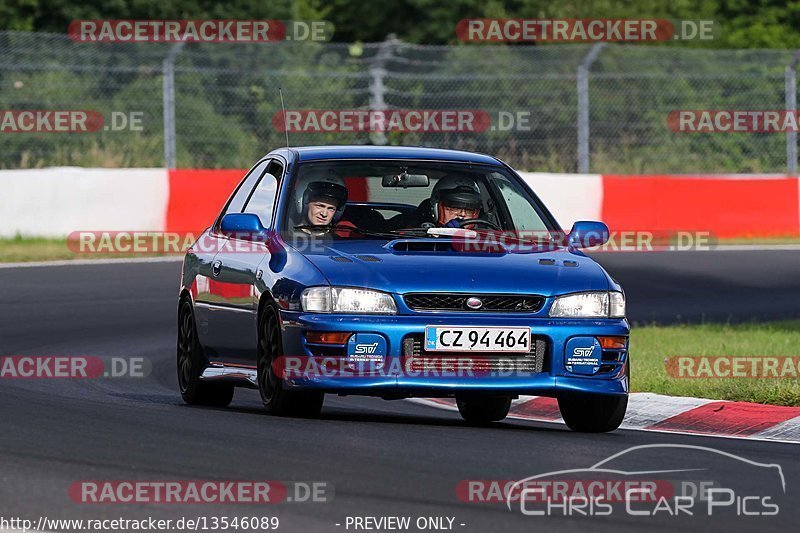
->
[505,444,785,518]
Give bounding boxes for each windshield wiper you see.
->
[293,224,348,231]
[293,224,416,239]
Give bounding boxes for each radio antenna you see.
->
[279,87,290,150]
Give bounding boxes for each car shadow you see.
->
[196,399,570,434]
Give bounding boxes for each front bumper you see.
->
[279,311,630,397]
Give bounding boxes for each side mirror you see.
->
[219,213,268,241]
[568,221,609,248]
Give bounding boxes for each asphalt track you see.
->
[0,250,798,533]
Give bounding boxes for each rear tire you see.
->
[257,306,324,417]
[558,393,627,433]
[456,394,512,424]
[177,299,235,407]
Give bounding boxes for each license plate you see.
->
[424,326,531,353]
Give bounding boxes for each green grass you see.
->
[0,236,178,262]
[631,321,800,406]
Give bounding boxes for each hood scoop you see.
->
[388,239,507,255]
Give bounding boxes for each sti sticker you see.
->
[346,333,387,371]
[565,337,602,375]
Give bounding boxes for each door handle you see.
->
[212,260,222,277]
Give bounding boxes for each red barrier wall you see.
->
[601,175,800,238]
[166,169,244,232]
[166,169,369,233]
[165,170,800,239]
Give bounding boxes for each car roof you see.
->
[269,145,503,165]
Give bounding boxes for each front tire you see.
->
[456,394,512,424]
[177,299,234,407]
[257,306,324,417]
[557,393,627,433]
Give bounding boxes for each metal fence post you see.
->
[785,51,800,175]
[577,43,606,174]
[369,34,398,146]
[163,42,185,169]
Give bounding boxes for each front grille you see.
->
[402,335,547,374]
[404,293,544,313]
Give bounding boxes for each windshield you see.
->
[282,160,556,241]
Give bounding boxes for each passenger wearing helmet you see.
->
[292,169,357,238]
[302,180,348,227]
[430,176,483,228]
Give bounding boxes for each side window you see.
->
[492,173,549,232]
[242,160,283,228]
[213,159,270,232]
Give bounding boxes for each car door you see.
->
[194,159,272,358]
[207,158,284,367]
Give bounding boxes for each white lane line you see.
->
[0,256,183,269]
[753,415,800,441]
[621,426,800,446]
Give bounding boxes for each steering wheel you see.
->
[456,218,502,230]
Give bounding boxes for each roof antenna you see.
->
[279,87,290,150]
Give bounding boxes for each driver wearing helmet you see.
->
[293,170,357,237]
[430,176,483,228]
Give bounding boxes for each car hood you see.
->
[293,239,610,296]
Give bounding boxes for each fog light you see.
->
[307,331,352,345]
[598,336,627,349]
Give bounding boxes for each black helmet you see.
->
[430,175,482,221]
[295,170,349,223]
[305,180,348,208]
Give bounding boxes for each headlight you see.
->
[549,291,625,318]
[609,291,626,318]
[301,287,397,314]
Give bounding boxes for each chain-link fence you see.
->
[1,30,799,173]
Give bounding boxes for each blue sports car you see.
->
[178,145,629,431]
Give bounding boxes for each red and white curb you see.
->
[409,393,800,444]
